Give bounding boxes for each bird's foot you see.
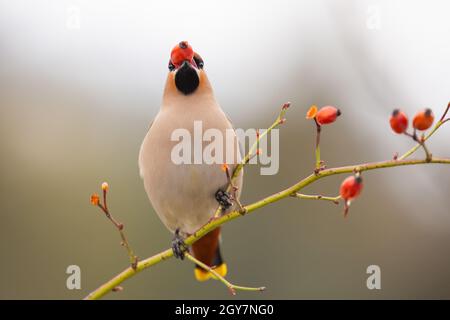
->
[172,228,188,260]
[215,189,233,210]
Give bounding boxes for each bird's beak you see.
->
[176,60,197,74]
[180,60,192,69]
[178,59,198,70]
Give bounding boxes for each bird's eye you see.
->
[168,61,175,71]
[193,54,204,69]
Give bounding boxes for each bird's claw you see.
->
[172,228,188,260]
[215,189,233,210]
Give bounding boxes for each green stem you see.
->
[398,120,442,160]
[294,193,341,204]
[314,120,322,170]
[315,145,321,169]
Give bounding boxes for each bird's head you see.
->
[167,41,205,95]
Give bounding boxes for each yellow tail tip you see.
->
[194,263,228,282]
[211,263,228,280]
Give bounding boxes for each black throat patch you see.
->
[175,61,200,95]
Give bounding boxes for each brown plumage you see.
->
[191,227,222,266]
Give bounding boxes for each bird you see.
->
[139,41,243,281]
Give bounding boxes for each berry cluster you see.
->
[390,108,435,161]
[337,107,439,216]
[390,108,434,133]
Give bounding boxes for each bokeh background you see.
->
[1,0,449,299]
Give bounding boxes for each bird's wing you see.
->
[138,119,153,179]
[147,119,154,131]
[223,111,245,161]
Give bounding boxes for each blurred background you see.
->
[0,0,449,299]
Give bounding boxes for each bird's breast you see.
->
[139,105,242,234]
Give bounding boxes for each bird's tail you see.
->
[191,227,227,281]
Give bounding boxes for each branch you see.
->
[84,102,450,300]
[293,193,341,204]
[85,158,450,299]
[90,183,138,269]
[184,253,266,295]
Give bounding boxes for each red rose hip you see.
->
[412,108,434,131]
[389,109,409,134]
[340,175,363,201]
[170,41,194,68]
[315,106,341,125]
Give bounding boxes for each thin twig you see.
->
[399,102,449,160]
[234,101,289,178]
[293,193,341,204]
[439,102,450,122]
[406,131,432,162]
[314,118,322,172]
[184,253,265,295]
[95,186,139,270]
[419,137,432,162]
